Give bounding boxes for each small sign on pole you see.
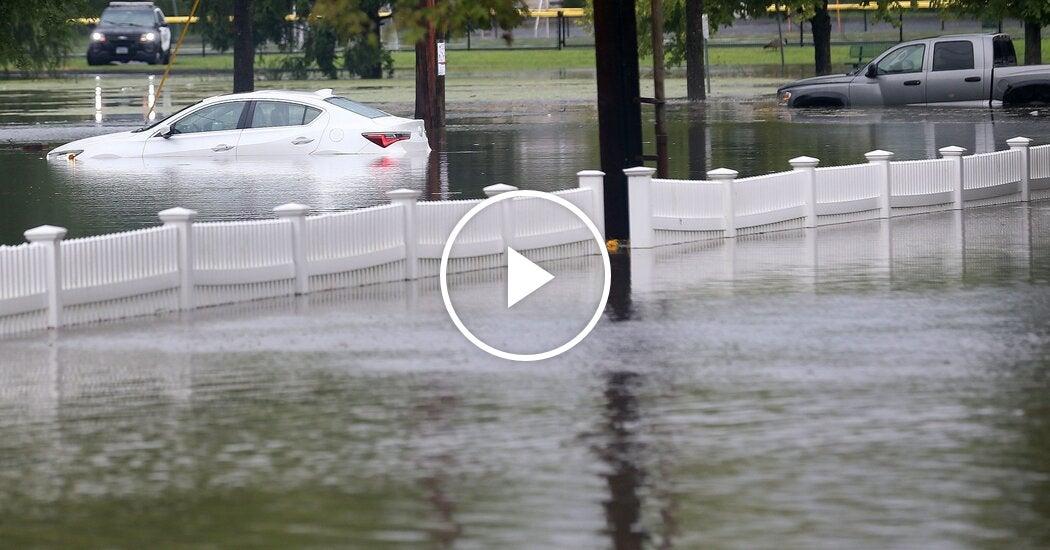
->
[702,14,709,40]
[437,41,446,76]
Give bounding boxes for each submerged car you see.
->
[88,1,172,66]
[48,89,430,160]
[777,33,1050,108]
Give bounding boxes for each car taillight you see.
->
[362,132,410,148]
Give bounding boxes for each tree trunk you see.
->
[810,0,832,76]
[232,0,254,93]
[365,13,383,79]
[685,0,706,101]
[1025,20,1042,65]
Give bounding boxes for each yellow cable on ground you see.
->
[150,0,201,118]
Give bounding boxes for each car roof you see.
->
[903,32,1008,45]
[200,89,335,107]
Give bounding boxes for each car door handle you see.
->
[211,144,233,152]
[903,80,921,86]
[291,137,314,145]
[964,76,982,82]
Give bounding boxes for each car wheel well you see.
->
[1003,84,1050,106]
[793,95,846,108]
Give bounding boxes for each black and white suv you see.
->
[87,2,172,66]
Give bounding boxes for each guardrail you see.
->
[0,177,604,333]
[628,137,1048,248]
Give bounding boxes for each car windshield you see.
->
[324,97,391,119]
[100,8,155,27]
[130,101,200,133]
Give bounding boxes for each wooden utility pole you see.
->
[593,0,643,240]
[414,0,443,144]
[232,0,254,93]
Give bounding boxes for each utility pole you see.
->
[414,0,443,146]
[593,0,643,240]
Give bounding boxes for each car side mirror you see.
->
[865,64,878,79]
[155,124,175,138]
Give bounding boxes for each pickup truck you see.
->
[777,33,1050,107]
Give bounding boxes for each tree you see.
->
[931,0,1050,64]
[0,0,86,72]
[684,0,706,100]
[198,0,301,91]
[310,0,393,79]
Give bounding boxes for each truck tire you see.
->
[1003,85,1050,106]
[86,53,105,66]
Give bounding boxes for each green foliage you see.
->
[199,0,308,53]
[343,34,394,77]
[0,0,87,71]
[930,0,1050,26]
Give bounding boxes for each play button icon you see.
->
[506,248,555,308]
[440,189,611,362]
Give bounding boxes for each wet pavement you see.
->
[0,202,1048,547]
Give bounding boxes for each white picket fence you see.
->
[1,178,604,332]
[629,137,1046,248]
[3,137,1048,333]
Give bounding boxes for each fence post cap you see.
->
[707,167,739,180]
[386,188,422,200]
[1006,136,1033,147]
[24,225,68,242]
[158,207,198,223]
[938,145,967,157]
[576,169,606,177]
[273,203,311,217]
[483,183,518,197]
[864,149,895,161]
[623,166,656,177]
[788,156,820,168]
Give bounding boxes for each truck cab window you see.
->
[933,41,974,71]
[877,44,925,75]
[993,37,1017,67]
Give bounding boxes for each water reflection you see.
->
[1,202,1049,545]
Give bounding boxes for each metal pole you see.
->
[651,0,668,178]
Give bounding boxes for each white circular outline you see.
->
[439,190,611,362]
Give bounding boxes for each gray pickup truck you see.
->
[777,33,1050,107]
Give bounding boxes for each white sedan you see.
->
[48,89,430,160]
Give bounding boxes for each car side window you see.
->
[877,44,926,75]
[249,101,322,129]
[932,41,974,71]
[172,102,246,134]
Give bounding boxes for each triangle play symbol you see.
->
[506,247,555,308]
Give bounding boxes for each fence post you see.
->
[576,170,606,237]
[865,150,895,218]
[386,189,422,279]
[708,168,739,238]
[939,146,967,210]
[790,156,820,228]
[624,166,656,248]
[158,207,197,311]
[24,225,67,329]
[1007,136,1032,202]
[484,184,518,253]
[273,203,311,294]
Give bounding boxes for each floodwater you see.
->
[3,75,1050,244]
[1,203,1049,546]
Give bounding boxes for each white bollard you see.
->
[158,207,198,311]
[386,189,422,280]
[708,168,738,238]
[1007,136,1032,202]
[147,75,156,121]
[273,203,311,294]
[939,146,967,210]
[865,150,895,218]
[624,166,656,248]
[484,183,518,253]
[576,170,606,237]
[24,225,67,329]
[94,75,102,123]
[789,156,820,228]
